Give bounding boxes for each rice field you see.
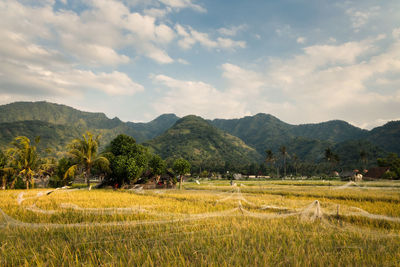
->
[1,180,400,266]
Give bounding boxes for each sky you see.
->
[0,0,400,129]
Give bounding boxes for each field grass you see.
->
[1,180,400,266]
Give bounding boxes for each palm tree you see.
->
[292,153,299,177]
[360,150,368,171]
[65,132,110,187]
[7,136,40,189]
[265,149,278,177]
[280,146,289,178]
[324,147,334,175]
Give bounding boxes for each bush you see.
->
[382,171,397,180]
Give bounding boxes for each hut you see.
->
[364,167,391,179]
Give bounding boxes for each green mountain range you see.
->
[145,115,262,171]
[0,101,398,170]
[0,102,178,151]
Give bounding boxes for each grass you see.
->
[0,180,400,266]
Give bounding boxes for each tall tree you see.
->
[105,134,151,186]
[65,132,109,187]
[7,136,40,189]
[173,158,191,190]
[360,150,368,170]
[149,154,166,184]
[280,146,288,178]
[265,149,278,177]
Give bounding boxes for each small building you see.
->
[364,167,391,179]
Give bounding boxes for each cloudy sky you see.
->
[1,0,399,129]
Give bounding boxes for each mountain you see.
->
[0,101,399,170]
[127,114,180,141]
[210,113,294,153]
[0,120,81,154]
[0,102,179,150]
[0,101,121,129]
[145,115,263,171]
[366,121,400,155]
[292,120,368,143]
[332,140,387,169]
[210,114,371,164]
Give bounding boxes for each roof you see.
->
[364,167,390,179]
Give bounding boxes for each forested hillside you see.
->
[145,115,262,172]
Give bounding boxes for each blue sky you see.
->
[0,0,399,129]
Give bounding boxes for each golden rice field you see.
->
[1,180,400,266]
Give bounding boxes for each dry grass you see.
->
[1,180,400,266]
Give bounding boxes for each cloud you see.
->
[152,74,248,119]
[0,0,145,100]
[0,0,175,65]
[296,37,306,44]
[159,0,206,13]
[346,6,380,32]
[153,34,400,128]
[217,25,247,37]
[175,24,246,50]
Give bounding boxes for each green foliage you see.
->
[105,134,152,185]
[0,150,6,168]
[65,132,110,186]
[146,116,262,172]
[377,153,400,179]
[173,158,191,189]
[0,102,179,152]
[149,154,166,176]
[7,136,41,189]
[173,158,191,175]
[367,121,400,155]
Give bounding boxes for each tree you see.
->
[292,153,299,177]
[265,149,278,177]
[280,146,289,178]
[377,153,400,179]
[7,136,40,189]
[0,150,12,189]
[105,134,151,186]
[65,132,110,186]
[149,154,166,184]
[173,158,191,190]
[360,150,368,170]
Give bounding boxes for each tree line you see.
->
[0,133,191,190]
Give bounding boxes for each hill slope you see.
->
[0,102,179,148]
[145,115,263,171]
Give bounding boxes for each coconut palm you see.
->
[265,149,278,177]
[360,150,368,171]
[7,136,40,189]
[64,132,110,187]
[280,146,289,178]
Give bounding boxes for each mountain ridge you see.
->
[0,101,398,168]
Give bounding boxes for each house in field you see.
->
[363,167,391,179]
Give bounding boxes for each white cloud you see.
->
[0,0,145,100]
[346,6,380,32]
[393,28,400,39]
[296,37,306,44]
[159,0,206,13]
[175,24,246,50]
[0,0,176,65]
[217,25,247,37]
[177,58,189,65]
[153,34,400,128]
[152,74,249,119]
